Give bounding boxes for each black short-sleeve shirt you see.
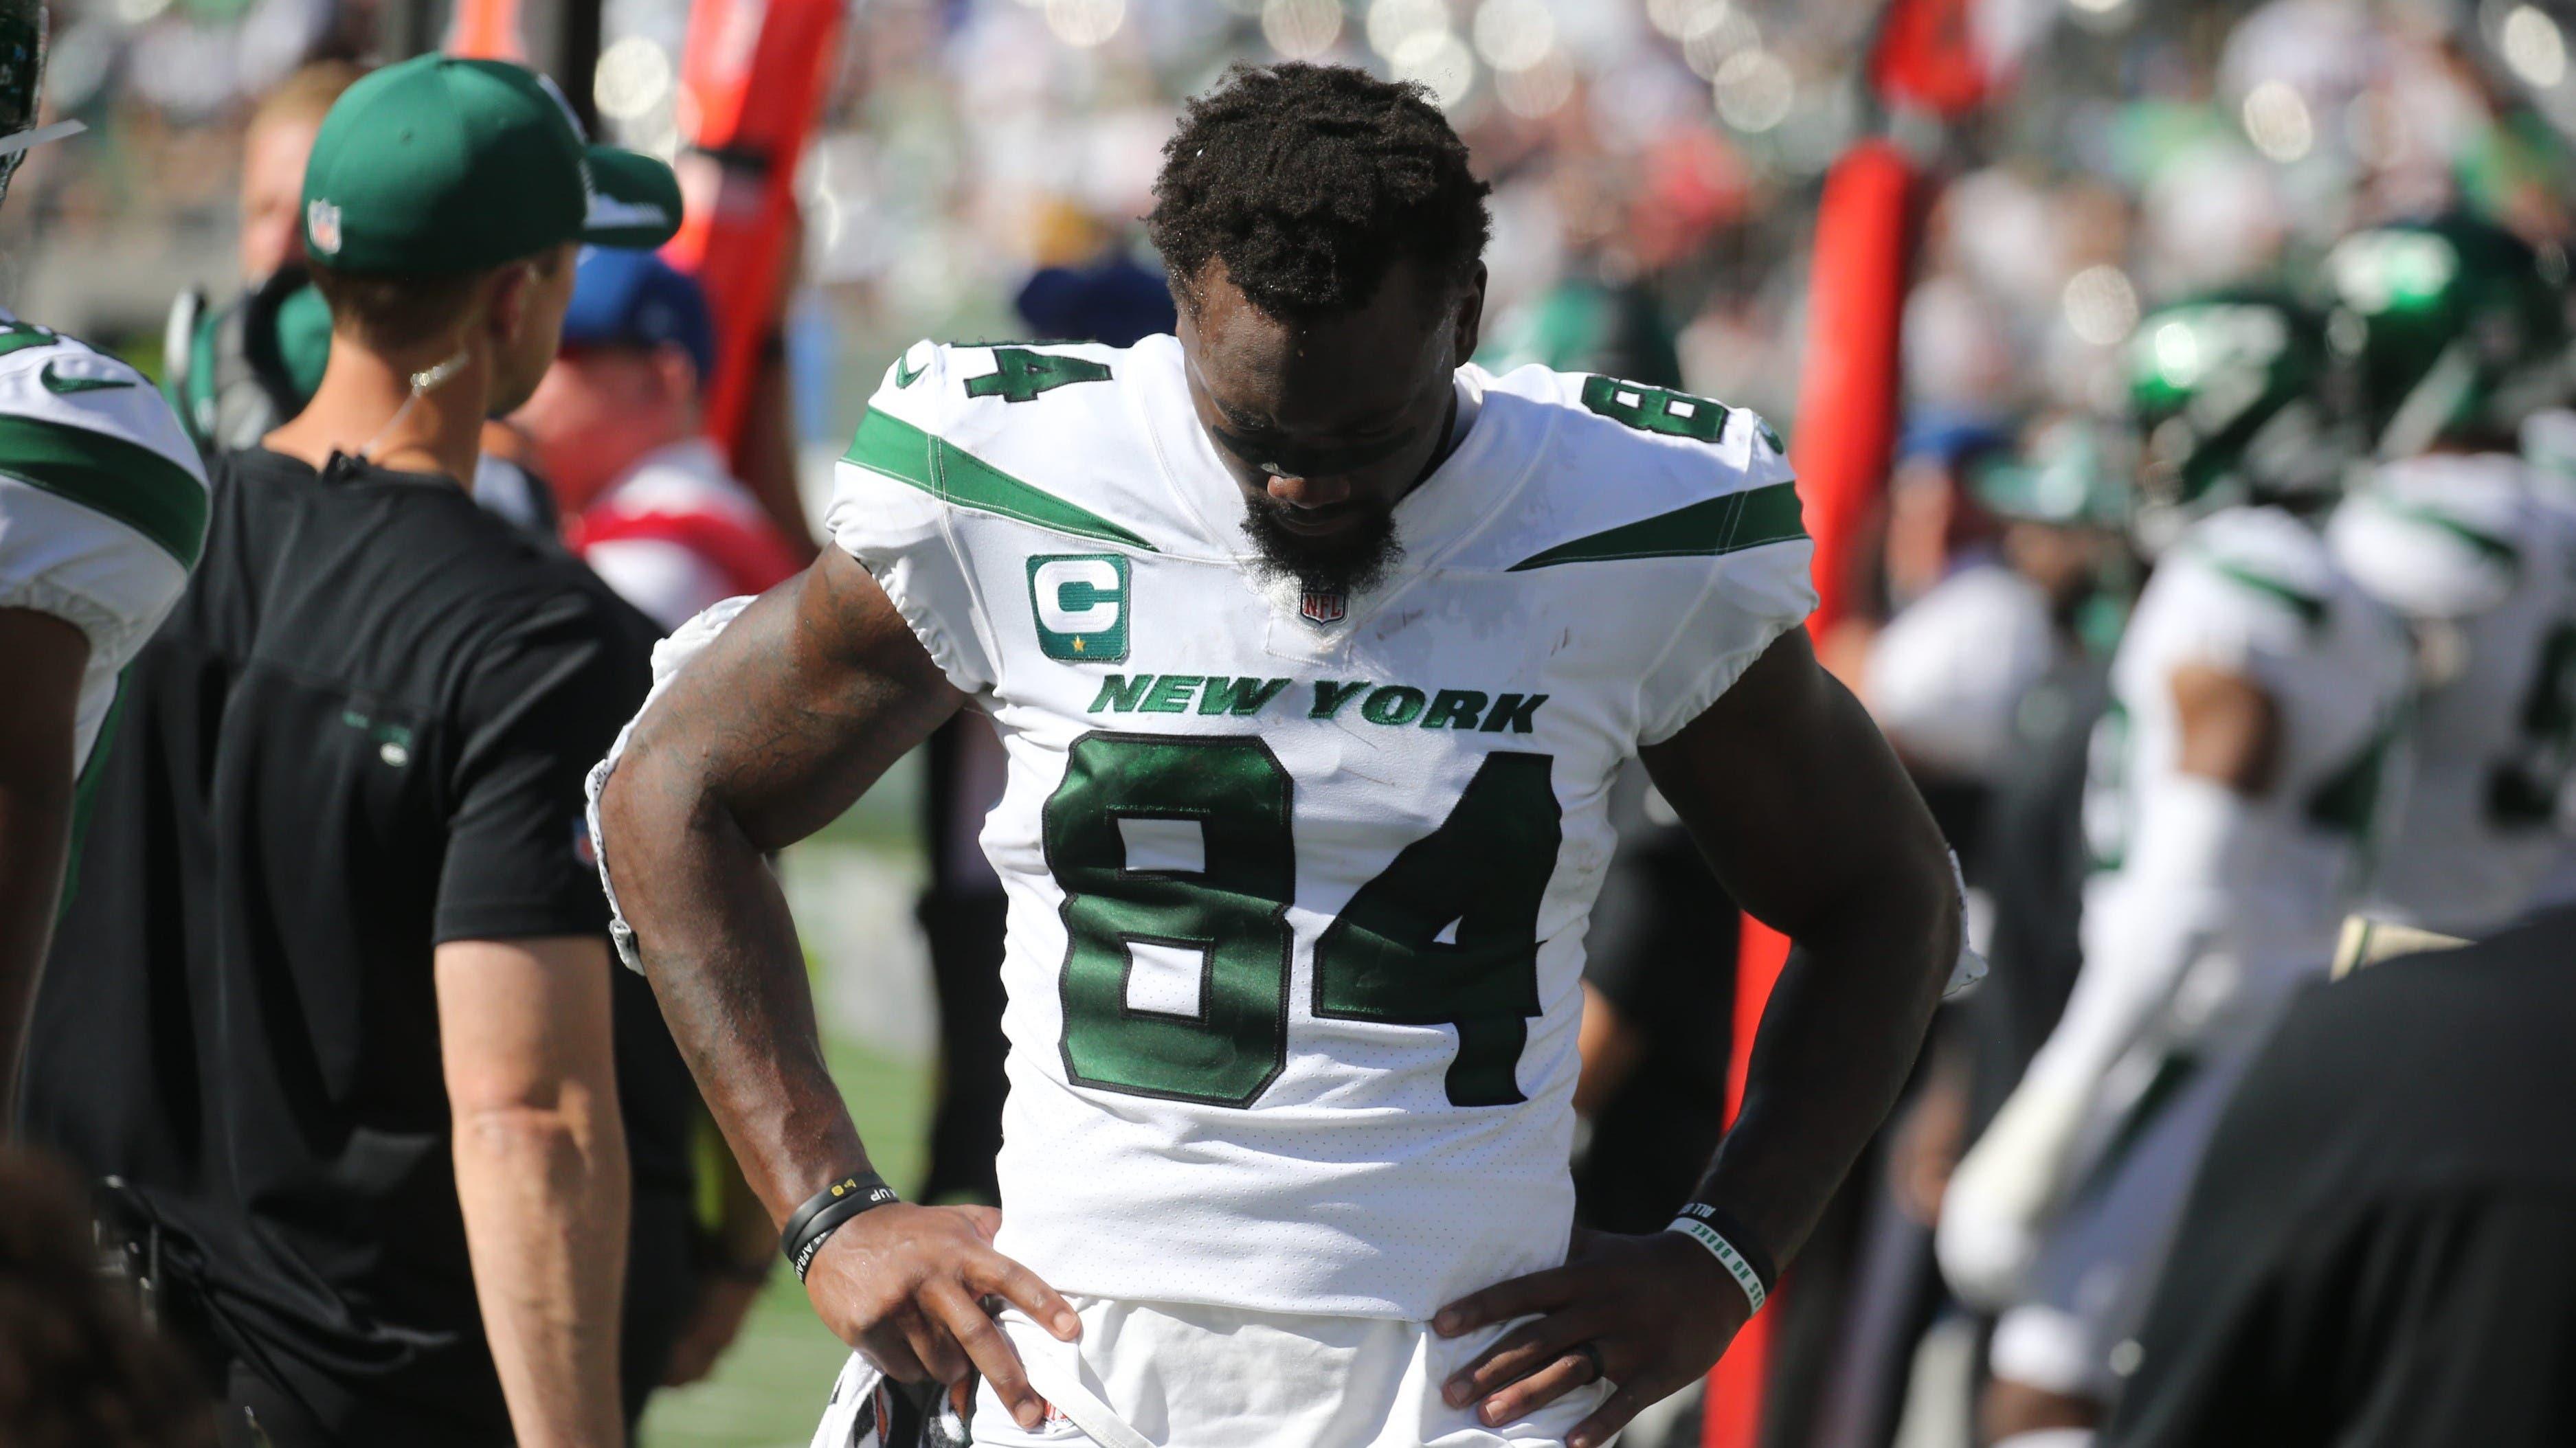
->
[2109,907,2576,1448]
[20,446,664,1442]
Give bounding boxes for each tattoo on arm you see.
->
[600,550,965,1221]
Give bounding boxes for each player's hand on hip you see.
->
[801,1203,1081,1431]
[1433,1225,1749,1448]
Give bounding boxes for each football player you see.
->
[2322,216,2576,936]
[1939,293,2412,1445]
[594,63,1968,1448]
[0,0,209,1130]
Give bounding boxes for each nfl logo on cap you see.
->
[1300,589,1346,625]
[306,199,342,256]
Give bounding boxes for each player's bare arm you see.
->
[2169,661,2278,791]
[1437,626,1956,1448]
[594,549,1080,1429]
[0,607,88,1130]
[438,935,631,1447]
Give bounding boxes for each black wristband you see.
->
[1675,1200,1778,1297]
[781,1172,899,1282]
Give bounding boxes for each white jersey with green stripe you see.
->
[829,335,1814,1319]
[0,309,208,772]
[2327,453,2576,934]
[2083,506,2410,980]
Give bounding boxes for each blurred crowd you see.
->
[12,0,2575,439]
[7,0,2576,1445]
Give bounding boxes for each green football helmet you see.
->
[2125,292,2344,547]
[2322,214,2569,457]
[1966,412,2133,530]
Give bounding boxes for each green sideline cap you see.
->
[300,54,682,275]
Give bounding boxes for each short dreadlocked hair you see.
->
[1149,63,1492,319]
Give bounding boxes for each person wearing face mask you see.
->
[19,55,682,1448]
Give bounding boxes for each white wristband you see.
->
[1667,1217,1767,1315]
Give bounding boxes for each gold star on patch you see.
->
[1072,637,1086,653]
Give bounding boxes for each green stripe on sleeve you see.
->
[2381,500,2520,574]
[2204,558,2327,627]
[0,414,208,569]
[1508,480,1804,571]
[843,408,1156,552]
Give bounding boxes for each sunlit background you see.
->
[7,0,2569,1440]
[22,0,2572,461]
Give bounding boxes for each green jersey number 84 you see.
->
[1042,734,1561,1110]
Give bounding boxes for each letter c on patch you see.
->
[1034,557,1123,634]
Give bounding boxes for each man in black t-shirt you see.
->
[2107,907,2576,1448]
[19,55,684,1447]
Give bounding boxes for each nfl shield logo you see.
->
[1300,589,1347,625]
[306,199,341,256]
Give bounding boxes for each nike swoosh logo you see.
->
[41,361,135,394]
[893,352,926,389]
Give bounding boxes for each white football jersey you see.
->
[2083,507,2410,979]
[2524,408,2576,510]
[2328,454,2576,934]
[829,336,1814,1320]
[0,309,208,776]
[1864,561,2057,784]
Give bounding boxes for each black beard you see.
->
[1240,500,1406,598]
